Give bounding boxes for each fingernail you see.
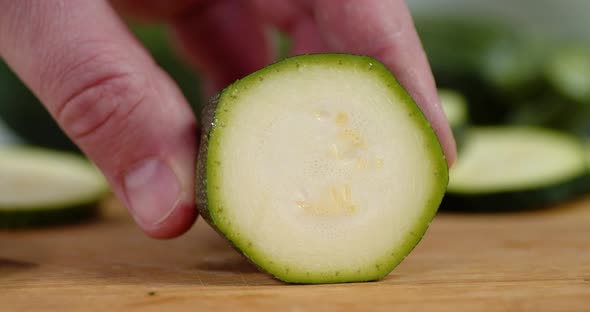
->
[124,159,181,227]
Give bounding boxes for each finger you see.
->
[312,0,456,165]
[0,0,197,238]
[287,14,328,55]
[170,0,274,96]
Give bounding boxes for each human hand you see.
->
[0,0,455,238]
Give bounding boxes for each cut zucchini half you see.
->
[443,127,590,212]
[196,54,448,284]
[439,89,468,149]
[0,146,109,228]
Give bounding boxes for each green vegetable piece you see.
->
[0,146,109,228]
[443,127,590,212]
[196,54,448,284]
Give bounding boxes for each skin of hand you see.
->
[0,0,456,239]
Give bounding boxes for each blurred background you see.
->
[411,0,590,40]
[410,0,590,129]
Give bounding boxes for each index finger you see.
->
[0,0,198,238]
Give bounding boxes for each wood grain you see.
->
[1,197,589,311]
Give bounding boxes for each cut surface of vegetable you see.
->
[0,146,109,228]
[197,54,448,284]
[443,127,590,212]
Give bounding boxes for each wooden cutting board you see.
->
[1,197,589,311]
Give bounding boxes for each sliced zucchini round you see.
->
[546,45,590,104]
[197,54,448,284]
[443,127,590,212]
[0,146,109,228]
[439,89,468,150]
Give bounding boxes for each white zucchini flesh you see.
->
[0,147,108,211]
[449,127,588,193]
[199,54,448,283]
[439,89,468,128]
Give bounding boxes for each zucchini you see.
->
[196,54,448,284]
[546,44,590,104]
[0,146,109,228]
[442,127,590,212]
[439,89,468,150]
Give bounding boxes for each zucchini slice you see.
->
[196,54,448,284]
[439,89,468,149]
[0,146,109,228]
[443,127,590,212]
[546,45,590,104]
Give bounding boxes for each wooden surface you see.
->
[1,197,589,311]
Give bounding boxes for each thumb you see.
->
[0,1,197,238]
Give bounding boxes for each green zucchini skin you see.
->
[441,173,590,212]
[195,94,218,225]
[194,95,269,276]
[0,203,100,229]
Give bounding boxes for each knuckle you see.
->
[56,71,148,143]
